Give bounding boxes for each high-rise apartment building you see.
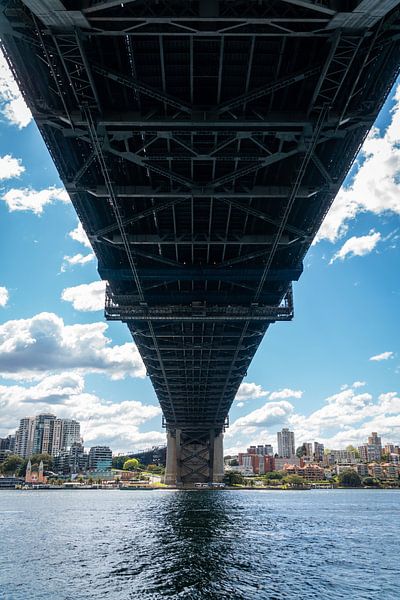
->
[359,432,382,463]
[32,414,56,455]
[15,414,81,458]
[314,442,325,463]
[277,428,295,459]
[15,417,36,458]
[50,419,80,456]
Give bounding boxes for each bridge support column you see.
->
[164,431,177,485]
[213,433,224,483]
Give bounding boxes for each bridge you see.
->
[1,0,399,486]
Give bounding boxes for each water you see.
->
[0,489,398,599]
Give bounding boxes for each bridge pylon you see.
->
[165,430,224,487]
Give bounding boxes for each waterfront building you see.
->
[382,464,399,479]
[368,463,383,479]
[54,443,88,475]
[277,428,295,459]
[88,446,112,471]
[274,456,301,470]
[25,459,47,485]
[388,453,400,464]
[284,463,325,481]
[238,453,274,475]
[356,464,369,477]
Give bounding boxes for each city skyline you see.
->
[0,52,399,454]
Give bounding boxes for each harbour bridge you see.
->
[1,0,399,486]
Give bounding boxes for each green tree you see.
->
[284,474,305,486]
[264,471,283,480]
[123,458,140,471]
[224,471,244,486]
[363,476,378,487]
[296,445,306,458]
[338,469,361,487]
[229,458,239,467]
[0,454,24,475]
[112,455,129,469]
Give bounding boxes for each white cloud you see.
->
[69,222,91,249]
[0,50,32,128]
[369,351,394,362]
[0,312,145,381]
[0,286,9,307]
[1,186,69,214]
[61,281,106,312]
[316,83,400,243]
[330,231,381,264]
[352,381,366,389]
[0,373,163,453]
[61,253,95,272]
[269,388,303,400]
[0,154,24,180]
[227,381,400,453]
[236,382,269,401]
[236,402,245,408]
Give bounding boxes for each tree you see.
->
[224,471,244,486]
[363,476,379,487]
[284,474,305,487]
[229,458,239,467]
[296,445,306,458]
[264,471,283,480]
[0,454,24,475]
[123,458,140,471]
[112,455,129,469]
[338,469,361,487]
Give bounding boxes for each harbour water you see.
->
[0,489,398,599]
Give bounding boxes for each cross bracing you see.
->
[1,0,400,482]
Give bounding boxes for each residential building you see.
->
[247,444,274,456]
[313,442,324,463]
[54,443,88,475]
[238,453,274,475]
[51,419,80,456]
[88,446,112,471]
[32,414,56,455]
[368,463,383,479]
[283,463,325,481]
[325,450,357,465]
[359,432,382,463]
[0,435,16,452]
[15,417,36,458]
[356,464,369,477]
[274,456,302,470]
[277,428,295,459]
[382,463,399,479]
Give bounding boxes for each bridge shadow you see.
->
[108,490,263,599]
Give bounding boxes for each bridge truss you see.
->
[1,0,399,484]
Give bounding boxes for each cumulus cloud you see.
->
[227,381,400,453]
[1,186,69,214]
[0,373,163,453]
[61,280,106,312]
[0,286,9,308]
[0,154,24,180]
[0,50,32,128]
[330,231,381,264]
[69,222,91,249]
[61,252,95,272]
[236,382,269,401]
[0,312,145,381]
[369,351,394,362]
[269,388,303,400]
[316,83,400,243]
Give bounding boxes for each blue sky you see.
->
[0,52,398,455]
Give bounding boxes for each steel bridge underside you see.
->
[2,0,399,483]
